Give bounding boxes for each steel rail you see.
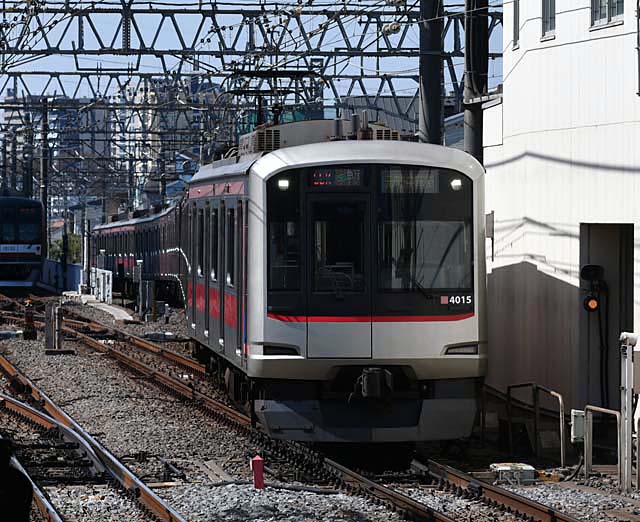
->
[65,325,252,428]
[12,456,65,522]
[62,315,460,521]
[0,393,108,522]
[325,458,456,522]
[0,358,187,522]
[61,311,207,377]
[424,460,580,522]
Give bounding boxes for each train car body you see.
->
[92,204,184,302]
[184,123,487,443]
[0,197,44,286]
[93,120,487,443]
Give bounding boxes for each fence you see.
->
[41,260,83,292]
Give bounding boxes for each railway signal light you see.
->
[583,295,600,313]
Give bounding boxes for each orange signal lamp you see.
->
[584,295,600,313]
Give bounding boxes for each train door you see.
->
[195,206,206,336]
[218,200,226,352]
[306,193,372,358]
[203,205,211,340]
[209,201,222,351]
[189,204,197,330]
[222,199,242,359]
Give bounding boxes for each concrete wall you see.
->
[484,0,640,408]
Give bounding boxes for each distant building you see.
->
[483,0,637,411]
[115,77,220,208]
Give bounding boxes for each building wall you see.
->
[484,0,640,408]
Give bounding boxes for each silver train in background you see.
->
[93,119,487,443]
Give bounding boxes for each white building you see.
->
[484,0,637,410]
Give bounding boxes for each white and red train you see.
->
[93,120,487,443]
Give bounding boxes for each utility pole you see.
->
[40,98,49,258]
[418,0,443,144]
[464,0,489,163]
[62,191,68,291]
[1,136,6,195]
[23,113,33,198]
[10,132,17,192]
[128,158,134,211]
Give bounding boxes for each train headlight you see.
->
[445,344,478,355]
[277,179,290,191]
[450,178,463,191]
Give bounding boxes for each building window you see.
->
[592,0,623,25]
[513,0,520,46]
[542,0,555,36]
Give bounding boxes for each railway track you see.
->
[56,310,580,522]
[0,356,187,522]
[415,460,581,522]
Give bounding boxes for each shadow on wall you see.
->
[487,261,580,409]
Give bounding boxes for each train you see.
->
[0,196,45,287]
[93,119,487,443]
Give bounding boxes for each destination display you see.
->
[310,168,362,187]
[380,168,439,194]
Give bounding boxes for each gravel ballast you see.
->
[158,483,401,522]
[45,485,151,521]
[507,482,640,522]
[0,334,406,521]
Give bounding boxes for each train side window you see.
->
[226,208,235,287]
[210,207,218,281]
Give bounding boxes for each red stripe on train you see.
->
[266,313,474,323]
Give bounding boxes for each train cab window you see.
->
[376,166,473,313]
[14,206,41,244]
[0,206,16,242]
[226,208,235,287]
[266,173,300,291]
[210,208,218,281]
[311,200,366,293]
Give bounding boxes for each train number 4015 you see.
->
[448,295,472,305]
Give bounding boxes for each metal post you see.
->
[1,135,6,194]
[62,194,68,291]
[507,387,513,456]
[507,383,566,467]
[10,132,17,192]
[40,98,49,259]
[636,417,640,490]
[584,405,622,486]
[464,0,488,162]
[550,390,566,468]
[23,113,33,198]
[533,385,540,459]
[620,342,634,492]
[418,0,443,144]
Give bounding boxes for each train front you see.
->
[247,141,486,442]
[0,197,44,286]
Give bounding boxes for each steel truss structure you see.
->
[0,0,502,213]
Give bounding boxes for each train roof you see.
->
[0,196,43,208]
[190,140,484,185]
[93,204,177,233]
[189,152,263,185]
[251,140,485,181]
